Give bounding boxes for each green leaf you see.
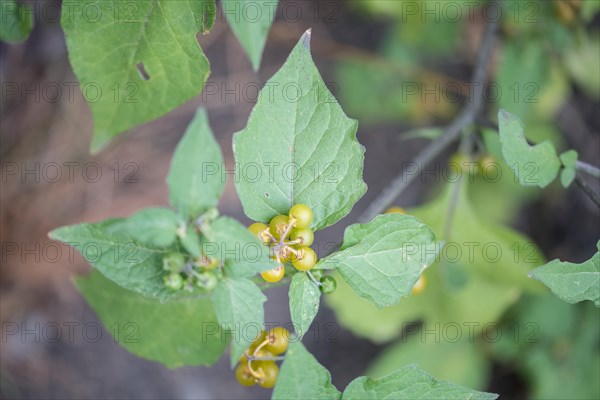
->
[498,109,561,188]
[76,270,227,368]
[0,0,34,43]
[61,1,216,152]
[222,0,278,70]
[289,273,320,338]
[367,336,488,390]
[178,224,202,258]
[272,341,341,400]
[342,365,498,400]
[496,42,548,119]
[325,180,544,343]
[167,107,225,219]
[205,216,277,278]
[559,149,578,188]
[233,29,366,231]
[125,207,179,248]
[50,219,178,301]
[211,278,266,366]
[318,214,441,308]
[489,295,600,400]
[529,241,600,307]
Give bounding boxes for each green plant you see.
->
[1,0,595,398]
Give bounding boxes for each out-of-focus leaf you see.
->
[76,271,227,368]
[559,149,578,188]
[367,337,489,390]
[529,241,599,307]
[0,0,34,43]
[564,35,600,100]
[498,109,561,188]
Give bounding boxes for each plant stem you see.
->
[574,174,600,208]
[358,7,500,223]
[575,161,600,178]
[306,270,322,286]
[247,355,286,361]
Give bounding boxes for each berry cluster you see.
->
[162,252,220,292]
[248,204,336,292]
[235,327,290,388]
[248,204,317,281]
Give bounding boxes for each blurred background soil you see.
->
[1,1,599,399]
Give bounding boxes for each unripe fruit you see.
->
[248,222,270,244]
[412,275,426,295]
[384,206,406,215]
[162,252,185,272]
[196,271,218,291]
[235,364,256,386]
[163,273,184,290]
[269,215,289,238]
[261,265,285,283]
[319,276,337,294]
[289,204,312,229]
[265,327,290,355]
[290,227,314,246]
[257,362,279,388]
[292,246,317,271]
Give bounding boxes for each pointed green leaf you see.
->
[529,241,599,307]
[211,278,266,366]
[50,219,179,301]
[0,0,34,43]
[289,272,320,338]
[205,216,277,277]
[318,214,441,308]
[233,29,366,231]
[125,207,179,248]
[167,107,225,219]
[498,109,561,188]
[61,1,216,151]
[76,270,227,368]
[222,0,278,70]
[272,341,341,400]
[342,365,498,400]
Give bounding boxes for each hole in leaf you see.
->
[136,63,150,81]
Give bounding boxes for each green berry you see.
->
[269,215,289,238]
[289,204,312,229]
[319,276,337,294]
[257,362,279,388]
[195,271,218,291]
[163,273,184,290]
[292,246,317,271]
[248,222,270,244]
[261,265,285,283]
[162,252,185,272]
[265,326,290,355]
[235,364,256,386]
[290,227,314,246]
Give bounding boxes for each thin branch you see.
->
[358,9,500,223]
[574,174,600,208]
[575,160,600,178]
